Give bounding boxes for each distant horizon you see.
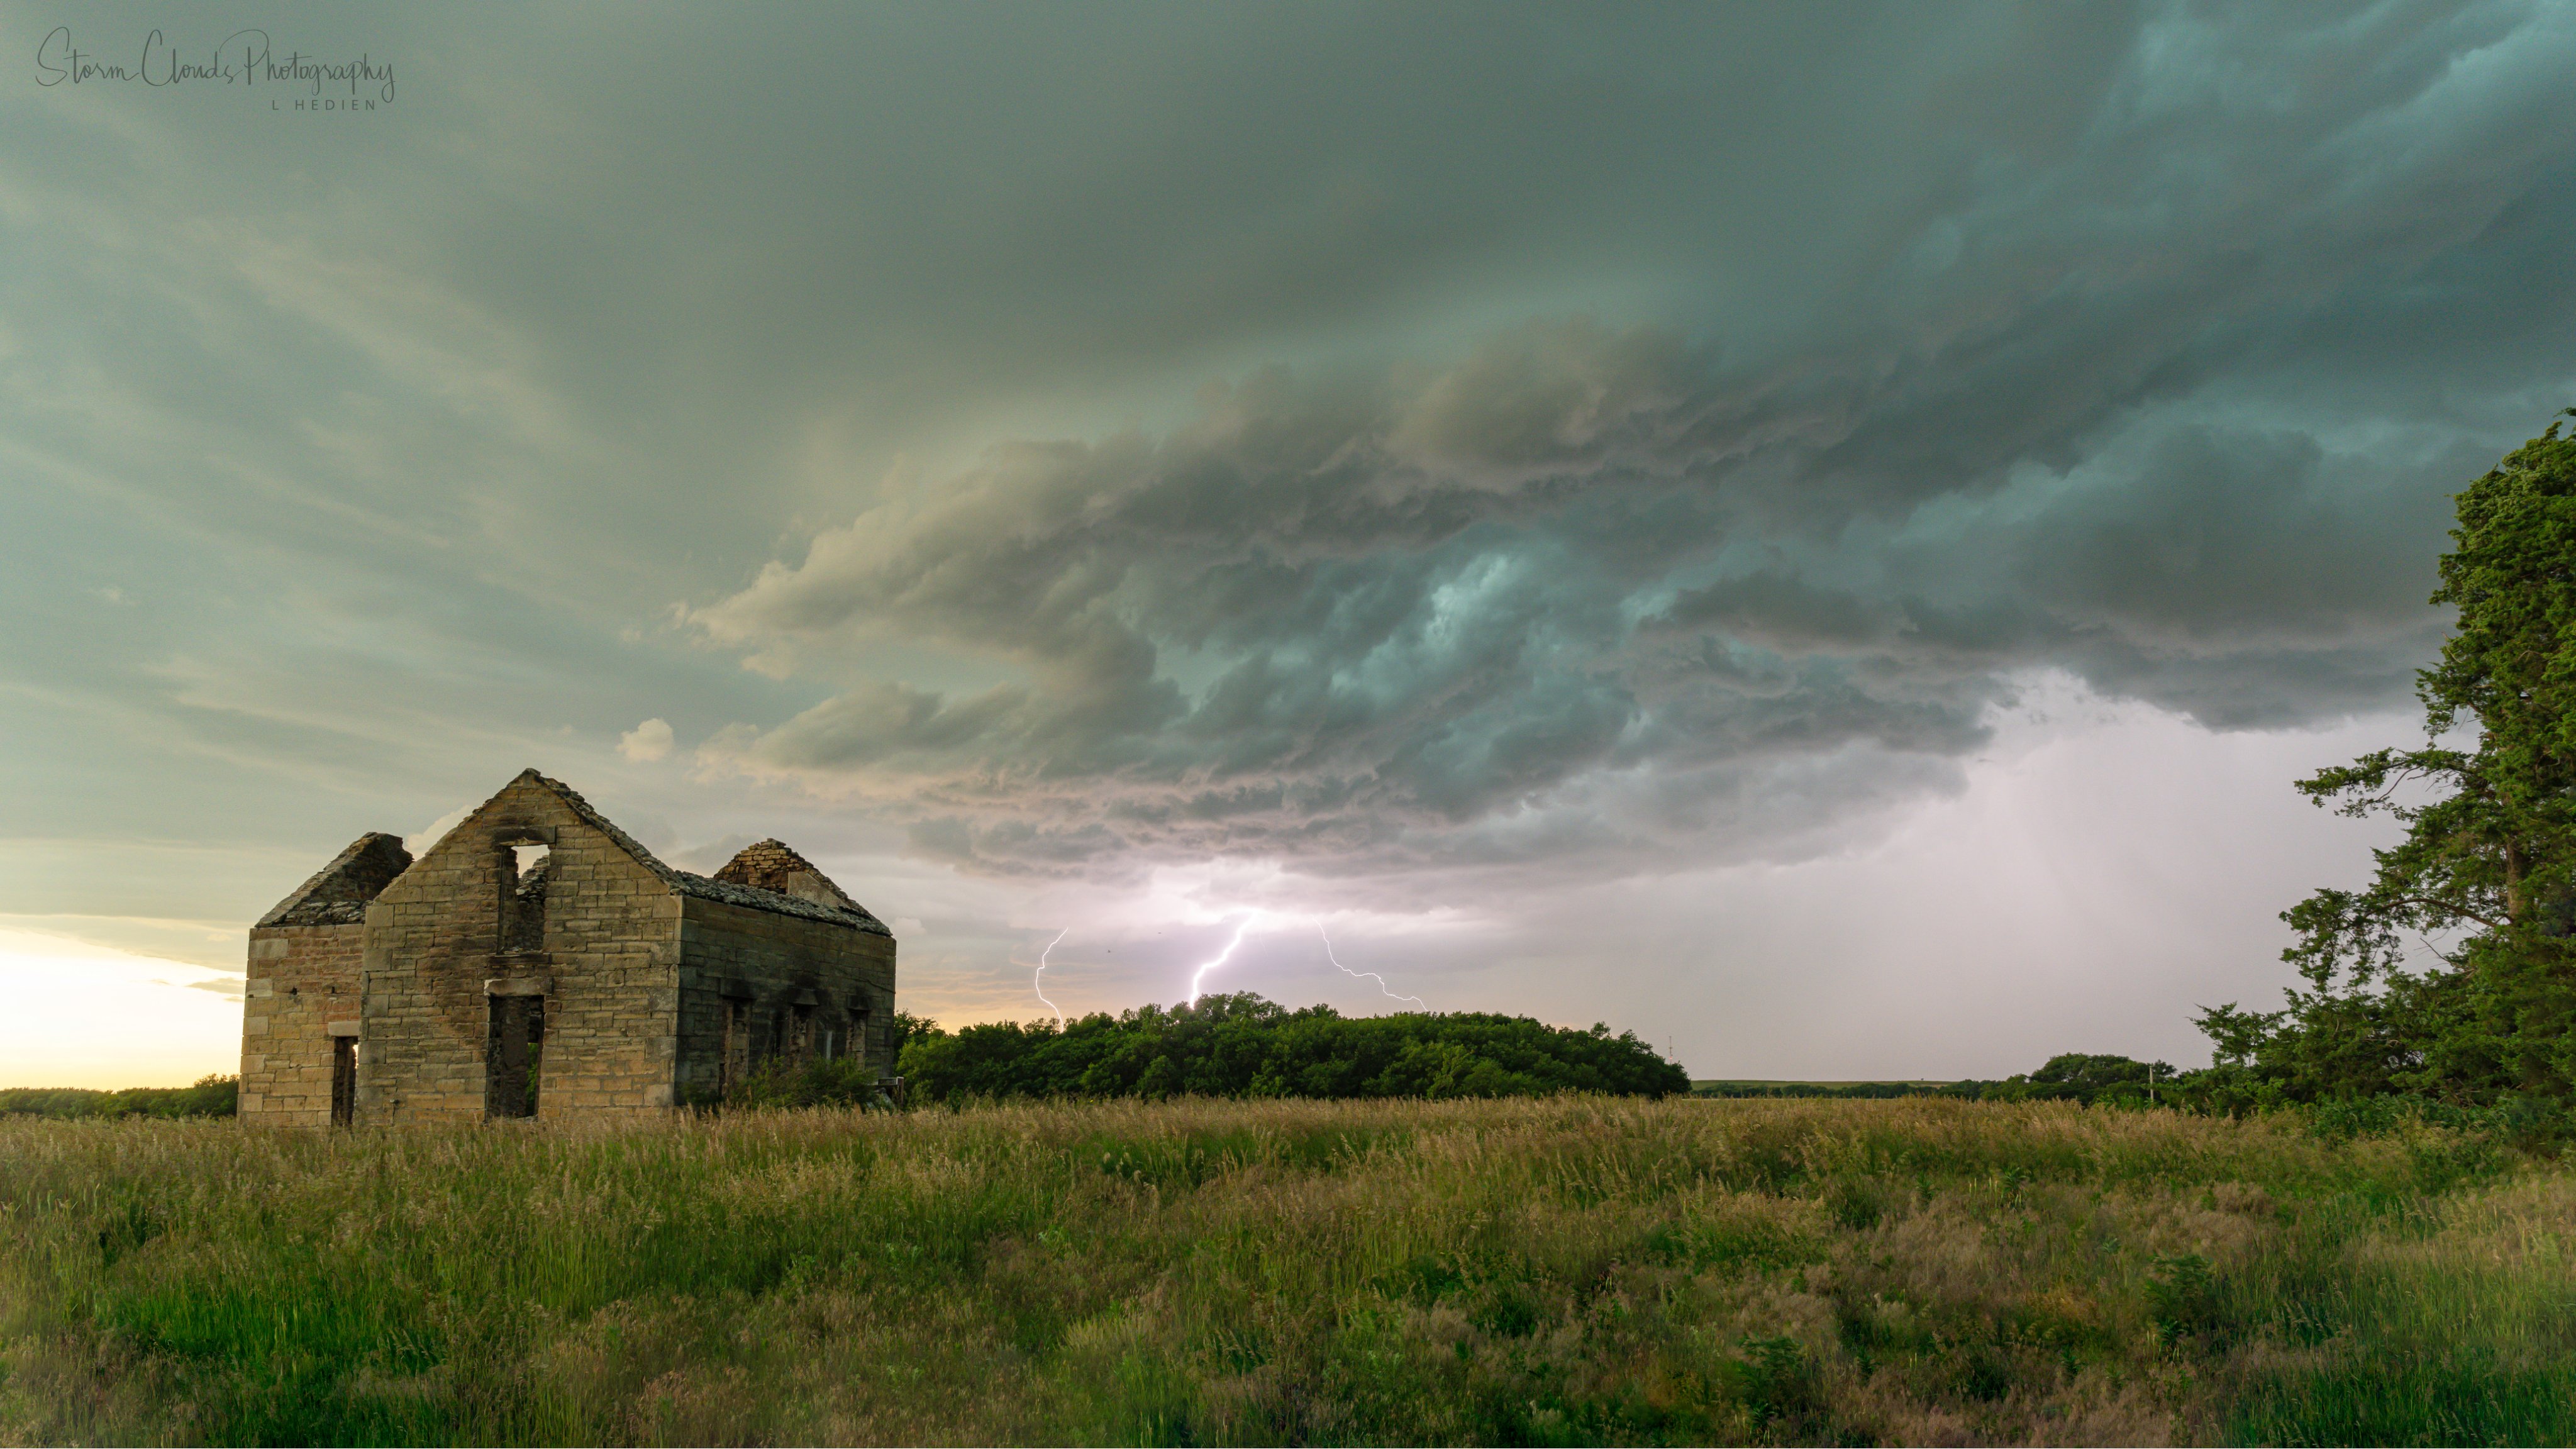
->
[0,695,2436,1085]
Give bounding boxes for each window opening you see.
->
[790,1002,815,1064]
[500,843,550,954]
[331,1037,357,1127]
[486,994,545,1119]
[852,1006,873,1070]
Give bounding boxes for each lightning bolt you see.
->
[1314,917,1426,1009]
[1033,925,1070,1028]
[1185,915,1257,1006]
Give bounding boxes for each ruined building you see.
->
[237,770,897,1126]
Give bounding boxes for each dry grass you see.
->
[0,1096,2565,1445]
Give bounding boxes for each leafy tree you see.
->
[2024,1053,2177,1104]
[2201,414,2576,1105]
[894,992,1689,1105]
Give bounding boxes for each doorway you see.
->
[486,994,546,1119]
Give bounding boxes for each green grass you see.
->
[1,1096,2569,1445]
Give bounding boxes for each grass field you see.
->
[3,1096,2570,1446]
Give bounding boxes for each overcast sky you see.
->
[5,1,2571,1086]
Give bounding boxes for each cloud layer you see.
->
[689,219,2525,879]
[642,1,2576,882]
[4,1,2574,1063]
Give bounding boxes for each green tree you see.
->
[2203,414,2576,1105]
[891,1010,945,1053]
[892,992,1689,1106]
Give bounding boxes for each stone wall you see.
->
[675,895,898,1102]
[357,775,680,1124]
[236,923,363,1126]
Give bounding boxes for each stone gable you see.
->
[713,838,860,910]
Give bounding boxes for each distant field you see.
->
[3,1096,2569,1446]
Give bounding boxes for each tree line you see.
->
[889,993,1690,1106]
[0,1075,238,1119]
[1695,1053,2182,1106]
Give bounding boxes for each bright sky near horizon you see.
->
[5,3,2571,1087]
[0,929,242,1089]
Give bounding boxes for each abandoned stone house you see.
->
[236,769,897,1126]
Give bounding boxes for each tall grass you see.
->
[1,1097,2566,1445]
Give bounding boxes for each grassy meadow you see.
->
[3,1096,2571,1446]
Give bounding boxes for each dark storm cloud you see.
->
[686,365,2481,878]
[4,1,2570,894]
[668,1,2576,879]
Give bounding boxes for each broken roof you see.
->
[257,832,414,928]
[712,838,858,908]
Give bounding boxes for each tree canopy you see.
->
[2201,414,2576,1106]
[894,992,1689,1106]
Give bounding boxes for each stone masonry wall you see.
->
[675,896,897,1102]
[357,777,680,1124]
[237,923,363,1126]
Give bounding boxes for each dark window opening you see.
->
[331,1037,357,1127]
[500,843,550,954]
[851,1006,873,1070]
[789,1002,815,1064]
[486,994,545,1119]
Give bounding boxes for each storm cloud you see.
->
[5,1,2574,1067]
[687,199,2516,879]
[648,1,2576,882]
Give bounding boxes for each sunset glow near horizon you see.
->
[5,3,2570,1088]
[0,929,243,1089]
